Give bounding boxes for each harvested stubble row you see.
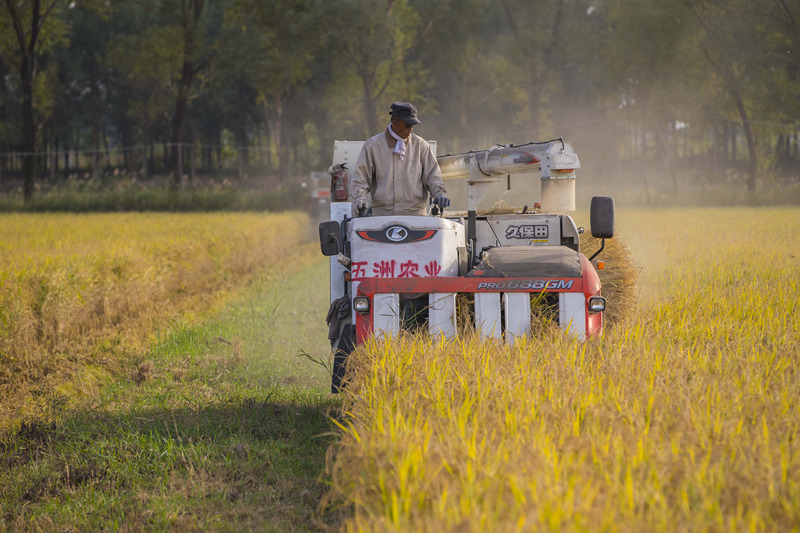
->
[579,233,637,328]
[324,208,800,531]
[0,212,311,427]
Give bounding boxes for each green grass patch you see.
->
[0,181,307,213]
[0,256,341,531]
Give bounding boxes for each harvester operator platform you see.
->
[349,101,450,216]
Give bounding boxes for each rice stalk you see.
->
[322,207,800,532]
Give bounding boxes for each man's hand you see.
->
[434,195,450,209]
[356,199,369,217]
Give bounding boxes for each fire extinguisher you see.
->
[328,163,348,202]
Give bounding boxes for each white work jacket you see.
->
[349,130,446,216]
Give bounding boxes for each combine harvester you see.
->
[319,138,615,392]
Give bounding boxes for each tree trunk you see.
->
[722,123,729,163]
[178,140,184,185]
[731,90,757,191]
[655,121,677,196]
[190,145,195,182]
[75,123,81,175]
[91,80,100,178]
[49,130,57,182]
[6,0,43,201]
[63,140,69,179]
[528,69,543,141]
[141,142,148,179]
[263,127,272,171]
[187,130,195,182]
[170,90,188,188]
[256,128,263,167]
[149,141,155,177]
[122,131,128,170]
[170,0,205,188]
[458,70,469,133]
[137,123,147,178]
[274,96,291,181]
[361,67,379,136]
[103,127,110,171]
[500,0,564,142]
[216,124,222,173]
[235,121,248,181]
[712,123,718,181]
[21,54,36,200]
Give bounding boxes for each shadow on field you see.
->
[1,394,343,531]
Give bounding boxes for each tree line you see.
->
[1,0,798,201]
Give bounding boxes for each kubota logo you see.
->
[356,226,437,243]
[385,226,408,242]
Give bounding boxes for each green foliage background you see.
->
[0,0,798,198]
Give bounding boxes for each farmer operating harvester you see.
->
[320,102,615,392]
[349,102,450,217]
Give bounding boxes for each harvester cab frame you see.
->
[320,138,615,392]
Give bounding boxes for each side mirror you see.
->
[319,221,341,256]
[590,196,615,239]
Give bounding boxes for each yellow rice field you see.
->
[0,212,313,427]
[326,207,800,531]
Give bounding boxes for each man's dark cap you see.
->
[390,102,421,126]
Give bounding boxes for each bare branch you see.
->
[374,63,394,100]
[30,1,43,67]
[777,0,798,32]
[498,0,519,39]
[4,0,30,60]
[38,0,63,35]
[407,0,454,58]
[543,0,565,71]
[691,1,737,88]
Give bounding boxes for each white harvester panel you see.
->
[559,292,586,340]
[475,214,562,249]
[329,201,353,304]
[428,293,456,339]
[332,141,364,179]
[374,293,400,338]
[349,216,464,281]
[504,292,531,344]
[475,292,502,339]
[349,216,464,323]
